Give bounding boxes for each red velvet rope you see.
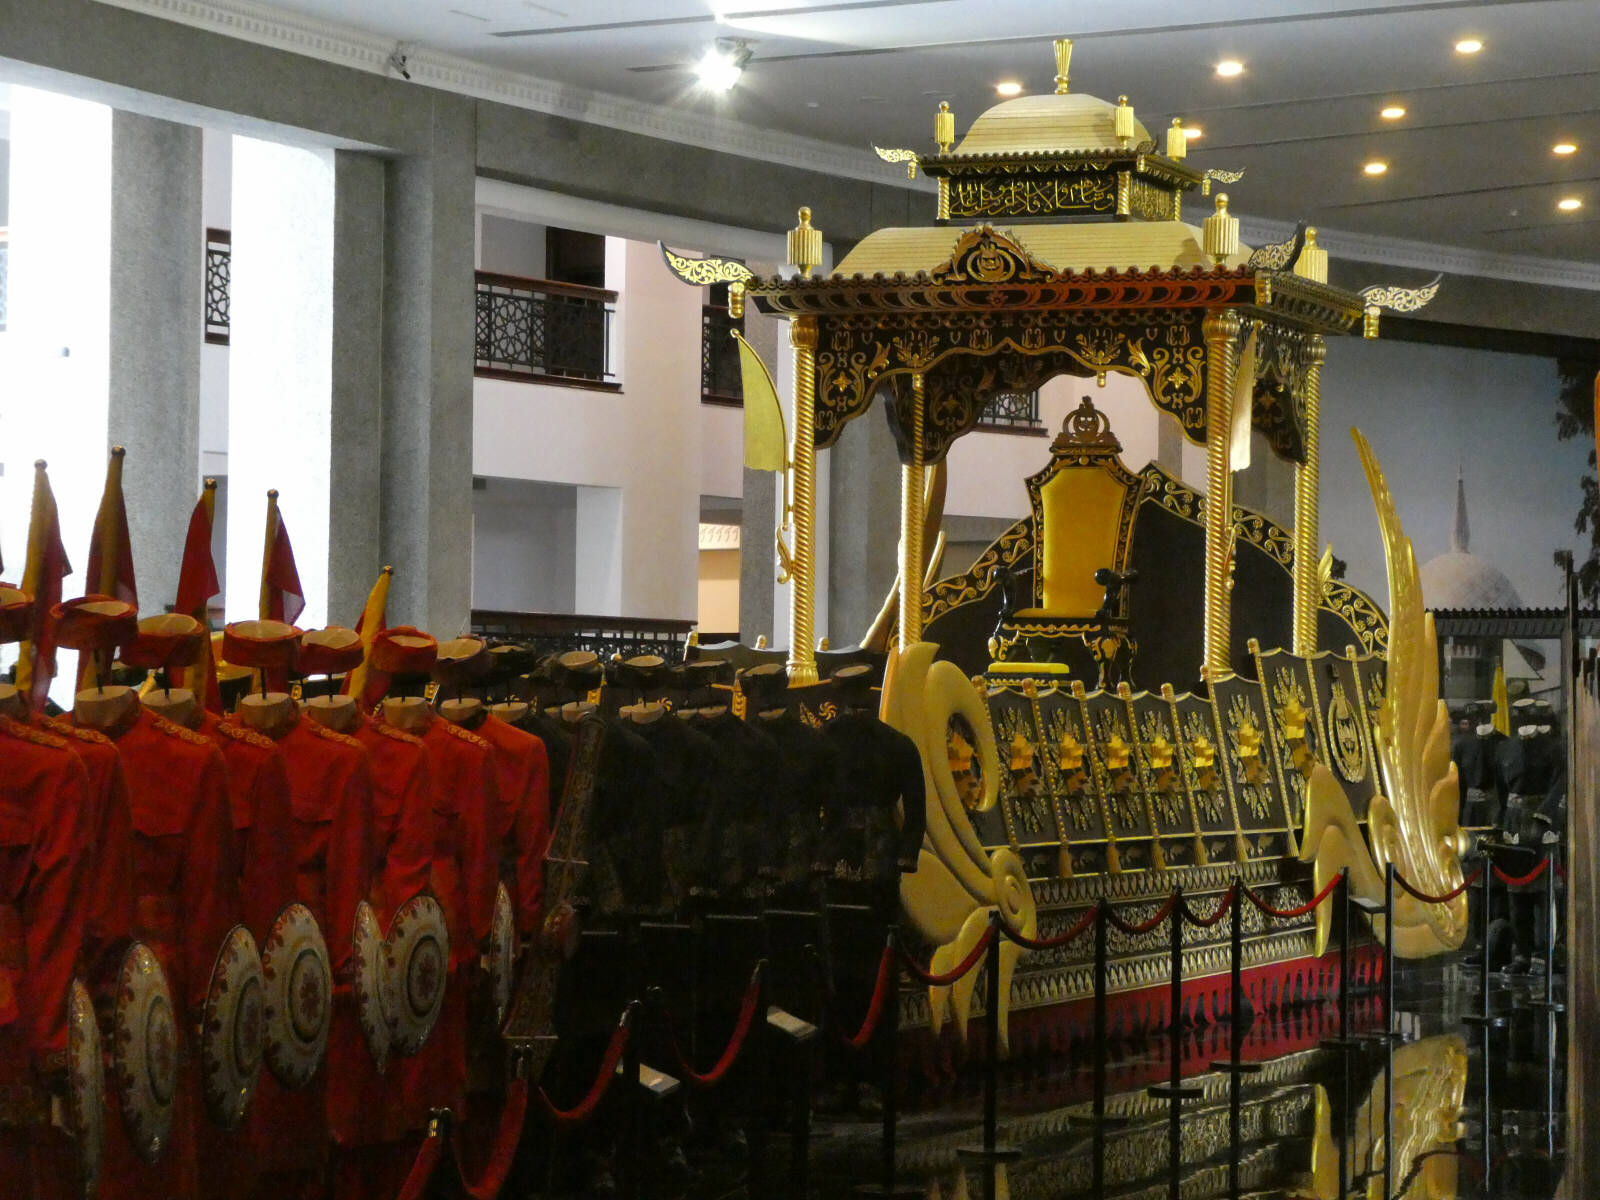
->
[452,1080,530,1200]
[1241,872,1341,920]
[1492,857,1551,888]
[838,946,895,1051]
[1180,884,1238,929]
[663,966,764,1088]
[997,904,1099,952]
[1393,865,1482,905]
[898,924,996,987]
[395,1130,446,1200]
[1104,893,1179,936]
[532,1009,633,1127]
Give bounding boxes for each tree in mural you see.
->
[1554,357,1600,602]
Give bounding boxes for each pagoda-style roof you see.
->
[833,220,1249,279]
[951,92,1151,158]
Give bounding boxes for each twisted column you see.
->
[787,316,819,684]
[1293,337,1327,657]
[1203,310,1242,678]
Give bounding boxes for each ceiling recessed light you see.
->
[995,80,1022,97]
[1558,197,1583,212]
[693,39,750,92]
[1182,125,1202,140]
[1363,160,1389,176]
[1380,105,1406,120]
[1215,59,1244,77]
[1553,142,1578,155]
[1454,38,1483,54]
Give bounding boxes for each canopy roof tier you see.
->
[746,224,1367,467]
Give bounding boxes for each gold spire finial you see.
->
[1114,95,1135,146]
[934,101,955,153]
[1054,38,1072,94]
[1295,226,1329,283]
[1166,117,1188,160]
[787,207,822,278]
[1203,193,1239,265]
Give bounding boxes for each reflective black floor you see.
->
[806,961,1567,1200]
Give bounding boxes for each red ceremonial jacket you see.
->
[354,717,436,926]
[418,717,498,967]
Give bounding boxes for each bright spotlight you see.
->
[695,40,751,92]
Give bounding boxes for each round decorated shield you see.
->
[108,942,177,1163]
[198,926,265,1130]
[382,894,449,1057]
[66,978,104,1199]
[352,900,389,1071]
[260,903,332,1089]
[485,883,517,1032]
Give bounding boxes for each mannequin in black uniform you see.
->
[1494,697,1560,972]
[739,663,836,903]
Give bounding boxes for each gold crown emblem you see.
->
[1057,731,1085,772]
[1145,733,1174,771]
[1102,732,1131,771]
[1187,733,1216,769]
[1008,728,1036,773]
[1279,697,1308,742]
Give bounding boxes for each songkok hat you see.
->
[1512,697,1536,711]
[486,642,537,686]
[122,613,207,671]
[554,650,604,692]
[0,584,32,644]
[686,658,734,687]
[831,662,875,689]
[740,661,789,702]
[222,620,302,671]
[433,637,491,687]
[611,654,667,693]
[53,596,139,653]
[371,626,438,678]
[299,626,363,677]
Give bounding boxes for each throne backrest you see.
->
[1024,396,1141,616]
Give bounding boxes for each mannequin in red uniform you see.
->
[58,598,240,1200]
[223,620,374,1200]
[0,586,93,1200]
[370,628,496,1141]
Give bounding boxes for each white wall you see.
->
[479,214,545,278]
[471,477,576,612]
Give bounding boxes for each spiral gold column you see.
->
[1293,337,1326,657]
[787,315,820,684]
[1202,309,1242,678]
[899,373,927,649]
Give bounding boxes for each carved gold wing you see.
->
[1359,275,1442,313]
[1201,167,1245,195]
[874,145,920,179]
[657,243,756,287]
[1246,222,1306,272]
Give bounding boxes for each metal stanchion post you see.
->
[1093,898,1108,1199]
[1385,862,1396,1038]
[1321,869,1369,1051]
[622,1004,642,1200]
[1383,1013,1394,1200]
[1464,851,1505,1029]
[857,930,916,1198]
[1145,886,1202,1200]
[747,965,770,1200]
[959,913,1019,1163]
[1524,858,1564,1014]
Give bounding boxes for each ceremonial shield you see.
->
[198,926,264,1130]
[106,943,177,1163]
[352,901,389,1071]
[485,884,516,1032]
[67,979,104,1199]
[260,903,332,1089]
[382,894,449,1057]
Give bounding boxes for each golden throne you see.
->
[989,396,1142,686]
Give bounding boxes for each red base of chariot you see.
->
[904,944,1386,1103]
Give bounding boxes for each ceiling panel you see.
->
[215,0,1600,261]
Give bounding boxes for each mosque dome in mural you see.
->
[1419,472,1523,610]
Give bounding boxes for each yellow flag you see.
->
[344,565,392,709]
[733,330,787,473]
[1229,326,1259,473]
[1492,662,1509,736]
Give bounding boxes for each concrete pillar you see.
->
[378,96,477,633]
[109,111,202,615]
[327,150,385,626]
[827,403,902,649]
[225,135,334,628]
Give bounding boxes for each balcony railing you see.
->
[205,228,230,345]
[976,389,1046,434]
[701,304,743,406]
[474,271,617,388]
[469,610,696,662]
[0,229,9,333]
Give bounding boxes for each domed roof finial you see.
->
[1054,38,1072,94]
[934,101,955,153]
[1166,118,1188,160]
[1203,193,1239,265]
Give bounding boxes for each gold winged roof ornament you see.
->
[1201,167,1245,195]
[1359,274,1442,313]
[1246,222,1306,272]
[873,145,919,179]
[657,243,755,287]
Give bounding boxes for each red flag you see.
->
[259,489,305,625]
[16,461,72,709]
[176,480,223,713]
[79,447,139,691]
